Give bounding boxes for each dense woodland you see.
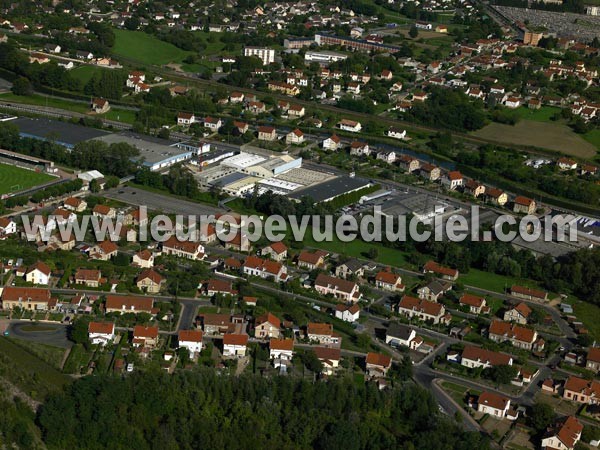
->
[32,370,490,450]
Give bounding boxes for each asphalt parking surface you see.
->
[8,322,71,348]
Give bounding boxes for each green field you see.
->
[460,268,545,294]
[0,162,55,195]
[113,29,193,65]
[70,65,104,85]
[512,106,561,123]
[583,129,600,151]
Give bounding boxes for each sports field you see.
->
[472,120,597,158]
[113,29,193,65]
[0,163,55,195]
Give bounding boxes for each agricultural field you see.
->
[113,29,193,66]
[0,162,55,195]
[472,120,597,158]
[583,129,600,151]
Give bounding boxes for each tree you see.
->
[68,317,91,348]
[300,349,323,373]
[529,403,555,432]
[158,127,170,140]
[367,248,379,260]
[409,25,419,38]
[89,179,101,193]
[489,364,518,384]
[11,76,32,96]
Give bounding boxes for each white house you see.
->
[541,416,582,450]
[338,119,362,133]
[223,333,249,358]
[177,112,196,126]
[178,329,204,356]
[477,391,513,419]
[441,171,463,190]
[322,134,341,151]
[203,116,222,131]
[385,323,420,349]
[286,129,304,145]
[269,338,294,365]
[0,217,17,239]
[387,127,407,140]
[25,261,51,285]
[335,304,360,323]
[88,322,116,346]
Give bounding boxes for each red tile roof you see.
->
[366,352,391,368]
[88,322,114,334]
[223,333,248,346]
[133,325,159,339]
[178,329,203,342]
[478,391,509,411]
[461,345,512,366]
[270,338,294,351]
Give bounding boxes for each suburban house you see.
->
[511,285,548,302]
[270,338,294,366]
[92,204,116,220]
[136,269,165,294]
[200,313,235,335]
[314,346,341,375]
[488,320,544,351]
[365,352,392,378]
[63,197,87,212]
[89,241,118,261]
[177,112,196,126]
[88,322,116,346]
[338,119,362,133]
[133,249,154,268]
[74,268,102,288]
[204,278,237,297]
[286,129,304,145]
[91,98,110,114]
[477,391,514,420]
[334,259,364,279]
[562,376,600,404]
[586,347,600,373]
[460,345,513,369]
[541,416,583,450]
[306,322,340,346]
[387,127,407,140]
[223,333,249,358]
[178,329,204,356]
[242,256,288,282]
[0,217,17,239]
[314,273,361,303]
[162,236,205,260]
[397,296,447,325]
[557,157,578,171]
[1,286,52,310]
[459,294,489,314]
[423,260,459,281]
[375,270,404,292]
[254,312,281,339]
[503,303,532,324]
[322,134,342,151]
[335,304,360,323]
[203,116,222,131]
[513,196,536,215]
[25,261,51,285]
[105,295,154,314]
[463,180,486,198]
[261,242,288,262]
[441,171,464,190]
[258,126,277,141]
[349,141,370,157]
[417,280,452,302]
[132,325,159,349]
[419,163,440,181]
[297,250,327,270]
[398,155,420,173]
[385,323,421,350]
[485,187,508,206]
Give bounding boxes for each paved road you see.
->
[103,186,225,216]
[7,321,71,348]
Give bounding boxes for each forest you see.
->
[32,370,490,450]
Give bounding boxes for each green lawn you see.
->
[113,29,193,65]
[460,269,543,294]
[567,297,600,339]
[512,106,561,123]
[70,65,104,85]
[583,129,600,151]
[0,162,55,195]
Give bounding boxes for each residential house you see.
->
[136,269,164,294]
[375,270,404,292]
[1,286,51,310]
[223,333,249,357]
[254,312,281,339]
[562,376,600,404]
[338,119,362,133]
[387,127,406,140]
[541,416,583,450]
[133,249,154,268]
[485,187,508,206]
[419,163,440,181]
[503,303,532,324]
[459,294,489,314]
[335,304,360,323]
[25,261,51,285]
[314,274,361,303]
[511,285,548,302]
[306,322,340,346]
[270,338,294,366]
[0,217,17,239]
[417,280,452,302]
[397,155,420,173]
[204,278,237,297]
[297,250,327,270]
[200,313,234,335]
[322,134,341,151]
[397,296,447,325]
[385,323,421,350]
[460,345,513,369]
[162,236,204,260]
[513,196,536,215]
[74,268,102,287]
[423,260,459,281]
[488,320,544,351]
[105,295,154,314]
[89,241,118,261]
[586,347,600,373]
[261,242,288,262]
[463,180,486,198]
[63,197,86,212]
[88,322,116,346]
[335,259,364,279]
[349,141,370,157]
[91,98,110,114]
[203,116,222,131]
[177,112,196,126]
[258,126,277,141]
[242,256,288,282]
[477,391,513,419]
[444,172,465,191]
[178,330,203,356]
[132,325,159,348]
[557,157,578,171]
[92,204,116,220]
[286,128,304,145]
[314,346,341,375]
[365,352,392,378]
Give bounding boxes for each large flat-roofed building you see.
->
[243,155,302,178]
[304,51,347,63]
[13,117,110,149]
[95,132,197,171]
[243,47,275,65]
[221,152,267,170]
[315,33,401,53]
[288,176,371,203]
